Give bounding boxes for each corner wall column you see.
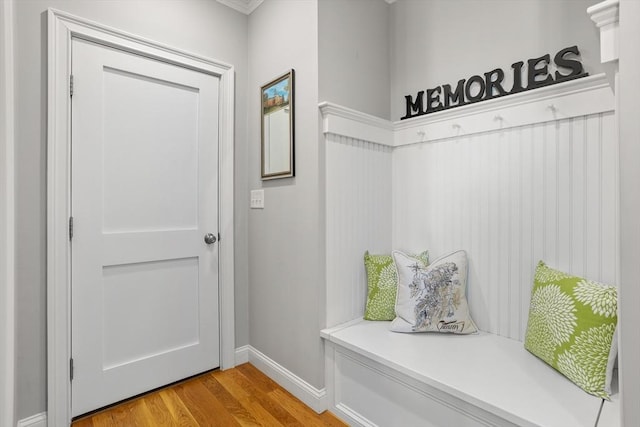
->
[589,1,640,425]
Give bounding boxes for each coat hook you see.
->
[547,104,557,113]
[417,129,426,138]
[494,115,504,122]
[452,123,461,130]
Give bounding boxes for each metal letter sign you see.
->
[401,45,588,120]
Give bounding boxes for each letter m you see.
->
[443,79,465,108]
[401,91,425,120]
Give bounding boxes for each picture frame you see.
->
[261,69,295,180]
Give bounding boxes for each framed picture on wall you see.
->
[261,69,295,180]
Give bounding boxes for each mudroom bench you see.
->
[321,319,606,427]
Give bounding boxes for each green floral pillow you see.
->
[363,250,429,321]
[524,261,618,399]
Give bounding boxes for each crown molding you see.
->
[217,0,264,15]
[587,0,619,28]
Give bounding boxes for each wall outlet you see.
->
[250,189,264,209]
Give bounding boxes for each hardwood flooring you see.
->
[71,363,346,427]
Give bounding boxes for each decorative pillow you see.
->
[524,261,618,399]
[363,250,429,321]
[391,250,478,334]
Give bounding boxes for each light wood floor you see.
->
[72,363,346,427]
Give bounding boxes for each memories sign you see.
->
[401,45,588,120]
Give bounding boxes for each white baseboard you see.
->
[245,346,327,414]
[234,345,250,366]
[17,412,47,427]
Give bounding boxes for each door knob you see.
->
[204,233,217,244]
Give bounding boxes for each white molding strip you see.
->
[247,346,327,414]
[17,412,47,427]
[0,0,16,426]
[47,8,235,426]
[235,345,250,366]
[588,0,619,63]
[216,0,264,15]
[319,74,614,149]
[393,73,614,146]
[319,102,394,146]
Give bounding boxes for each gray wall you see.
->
[318,0,391,120]
[247,0,325,389]
[14,0,249,419]
[390,0,604,121]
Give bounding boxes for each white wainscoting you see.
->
[392,112,618,340]
[324,132,393,327]
[320,73,618,342]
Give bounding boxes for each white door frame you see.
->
[0,1,16,426]
[47,9,235,426]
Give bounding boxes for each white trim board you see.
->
[47,8,235,426]
[0,0,16,426]
[319,102,394,146]
[246,346,327,414]
[17,412,47,427]
[234,345,250,366]
[320,73,614,147]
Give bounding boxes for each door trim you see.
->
[47,9,235,426]
[0,1,16,426]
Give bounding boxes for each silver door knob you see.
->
[204,233,217,244]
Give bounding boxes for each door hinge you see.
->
[69,216,74,240]
[70,74,74,97]
[70,358,74,381]
[218,233,221,242]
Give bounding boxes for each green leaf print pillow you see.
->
[363,250,428,321]
[524,261,618,399]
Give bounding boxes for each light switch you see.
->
[250,189,264,209]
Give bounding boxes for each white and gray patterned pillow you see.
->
[391,250,478,334]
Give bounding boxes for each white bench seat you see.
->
[322,319,605,427]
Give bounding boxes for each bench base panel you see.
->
[326,343,516,427]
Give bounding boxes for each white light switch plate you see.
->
[250,189,264,209]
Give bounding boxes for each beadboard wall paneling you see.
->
[392,112,618,340]
[325,133,392,327]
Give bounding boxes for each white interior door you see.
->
[71,37,220,417]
